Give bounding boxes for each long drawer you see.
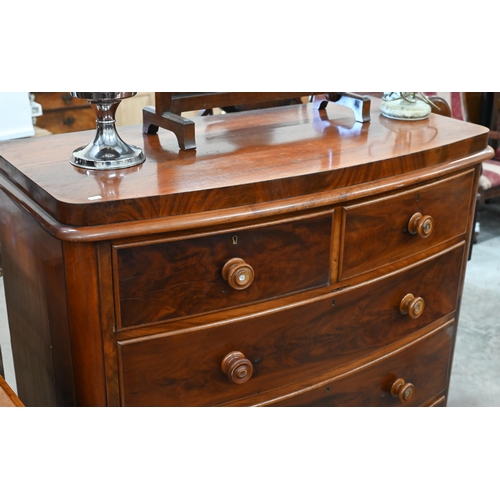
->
[116,244,465,406]
[113,212,333,329]
[341,170,475,279]
[269,320,454,407]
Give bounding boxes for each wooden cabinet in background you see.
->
[32,92,155,133]
[0,98,493,406]
[33,92,95,133]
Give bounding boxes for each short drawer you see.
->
[340,170,475,279]
[35,107,96,134]
[116,244,464,406]
[114,213,333,329]
[33,92,87,110]
[270,321,454,407]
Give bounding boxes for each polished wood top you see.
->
[0,99,493,234]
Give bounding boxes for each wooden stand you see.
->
[143,92,371,150]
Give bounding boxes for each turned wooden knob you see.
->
[408,212,434,238]
[400,293,425,319]
[222,258,255,290]
[221,351,253,384]
[391,378,415,403]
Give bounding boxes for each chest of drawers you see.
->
[0,99,493,406]
[32,92,96,133]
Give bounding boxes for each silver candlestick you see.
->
[69,92,145,170]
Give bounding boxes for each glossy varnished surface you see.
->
[114,212,333,329]
[0,100,492,227]
[0,192,75,406]
[269,321,454,407]
[341,169,475,279]
[0,97,492,407]
[118,245,464,406]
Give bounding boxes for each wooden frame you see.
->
[0,375,24,407]
[143,92,371,150]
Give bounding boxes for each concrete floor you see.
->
[0,275,14,391]
[448,199,500,406]
[1,200,499,406]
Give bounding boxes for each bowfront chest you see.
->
[0,100,492,406]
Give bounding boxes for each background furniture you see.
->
[33,92,96,133]
[0,98,492,406]
[476,93,500,205]
[439,93,500,237]
[32,92,155,133]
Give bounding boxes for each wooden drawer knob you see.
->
[400,293,425,319]
[61,93,74,105]
[408,212,434,238]
[222,258,255,290]
[221,351,253,384]
[63,115,76,126]
[391,378,415,403]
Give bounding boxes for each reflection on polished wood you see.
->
[0,98,494,406]
[142,92,371,150]
[0,101,492,231]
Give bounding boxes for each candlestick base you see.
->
[70,92,145,170]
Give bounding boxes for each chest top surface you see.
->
[0,99,492,228]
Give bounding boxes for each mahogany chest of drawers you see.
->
[0,99,493,406]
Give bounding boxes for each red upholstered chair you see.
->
[426,92,500,242]
[476,93,500,205]
[437,93,500,203]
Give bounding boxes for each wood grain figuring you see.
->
[0,101,492,227]
[63,241,108,406]
[0,191,74,406]
[0,97,492,406]
[341,169,475,279]
[96,242,122,407]
[269,321,454,407]
[117,245,463,406]
[114,213,332,328]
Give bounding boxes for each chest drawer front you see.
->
[34,92,85,110]
[117,245,464,406]
[114,213,333,329]
[341,170,475,279]
[270,321,454,407]
[35,107,96,133]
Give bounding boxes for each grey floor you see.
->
[447,199,500,406]
[1,201,499,405]
[0,274,14,392]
